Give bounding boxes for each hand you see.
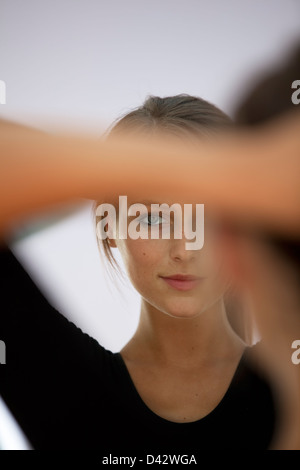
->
[217,226,300,449]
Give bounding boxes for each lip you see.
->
[159,274,203,291]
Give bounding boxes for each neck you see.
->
[125,298,245,368]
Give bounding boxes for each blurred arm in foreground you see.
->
[0,109,299,241]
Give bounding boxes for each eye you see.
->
[139,213,165,226]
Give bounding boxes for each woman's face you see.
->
[109,199,230,319]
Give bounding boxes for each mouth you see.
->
[159,274,203,291]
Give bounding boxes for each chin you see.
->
[166,312,200,319]
[163,304,204,319]
[145,295,207,319]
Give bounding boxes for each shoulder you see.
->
[0,243,113,370]
[232,342,277,416]
[236,342,274,386]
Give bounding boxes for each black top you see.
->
[0,245,276,450]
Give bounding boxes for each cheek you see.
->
[198,239,225,280]
[196,239,231,302]
[203,221,233,282]
[117,239,165,282]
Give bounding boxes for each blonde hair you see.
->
[93,93,232,279]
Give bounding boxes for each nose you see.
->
[169,232,199,263]
[168,206,203,261]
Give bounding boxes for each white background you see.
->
[1,0,300,352]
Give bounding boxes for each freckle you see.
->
[143,252,146,256]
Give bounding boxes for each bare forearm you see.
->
[0,111,299,238]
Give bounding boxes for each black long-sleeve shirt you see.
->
[0,245,276,450]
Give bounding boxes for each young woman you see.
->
[0,95,277,450]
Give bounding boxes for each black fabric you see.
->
[0,245,276,450]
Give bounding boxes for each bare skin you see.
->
[108,209,246,423]
[0,110,300,239]
[120,300,245,423]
